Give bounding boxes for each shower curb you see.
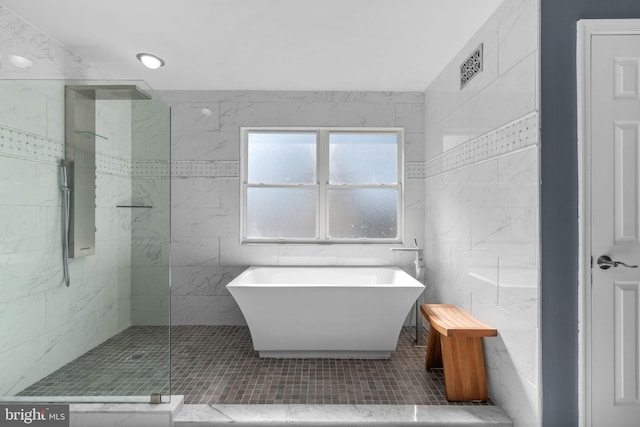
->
[69,395,183,426]
[173,404,513,426]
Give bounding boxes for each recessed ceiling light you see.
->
[136,53,165,70]
[9,55,33,68]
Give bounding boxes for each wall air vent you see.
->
[460,44,483,89]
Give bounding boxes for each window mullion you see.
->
[318,129,328,240]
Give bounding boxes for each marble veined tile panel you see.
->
[171,237,220,267]
[498,261,539,327]
[396,103,424,133]
[277,245,337,266]
[171,103,220,134]
[0,84,48,136]
[0,205,47,254]
[278,102,338,126]
[171,296,217,325]
[0,156,58,206]
[170,266,244,297]
[172,177,220,209]
[190,208,237,238]
[473,297,538,386]
[171,131,239,161]
[468,53,536,139]
[0,293,46,353]
[498,0,538,75]
[0,332,52,395]
[405,132,426,162]
[336,102,397,127]
[0,248,62,303]
[498,146,539,208]
[219,102,280,133]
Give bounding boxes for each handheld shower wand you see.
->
[60,159,71,287]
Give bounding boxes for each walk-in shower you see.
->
[0,79,171,403]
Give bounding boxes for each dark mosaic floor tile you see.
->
[18,326,170,397]
[18,325,493,406]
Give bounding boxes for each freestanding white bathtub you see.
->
[226,266,425,359]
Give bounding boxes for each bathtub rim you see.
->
[226,265,425,289]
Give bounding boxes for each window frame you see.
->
[240,127,404,244]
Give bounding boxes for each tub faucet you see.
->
[391,238,424,280]
[391,238,425,346]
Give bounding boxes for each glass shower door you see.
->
[0,79,171,403]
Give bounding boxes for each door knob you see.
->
[597,255,638,270]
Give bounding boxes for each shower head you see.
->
[65,85,152,100]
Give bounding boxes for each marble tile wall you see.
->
[422,0,540,426]
[159,90,426,326]
[0,7,131,396]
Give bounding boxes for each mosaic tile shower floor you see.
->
[19,326,493,406]
[17,326,171,397]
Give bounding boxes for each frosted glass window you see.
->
[242,127,402,242]
[329,133,398,184]
[246,187,317,238]
[329,188,398,239]
[248,132,316,184]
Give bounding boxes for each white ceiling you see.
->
[2,0,504,91]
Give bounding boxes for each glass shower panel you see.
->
[0,79,171,403]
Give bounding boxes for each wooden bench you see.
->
[420,303,497,401]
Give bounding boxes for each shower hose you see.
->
[60,159,70,287]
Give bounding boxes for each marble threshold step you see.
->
[173,404,513,427]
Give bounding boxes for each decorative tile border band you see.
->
[131,160,240,178]
[406,162,426,179]
[425,112,538,178]
[0,125,64,164]
[171,161,239,178]
[2,123,426,180]
[132,160,170,177]
[0,124,132,176]
[96,153,131,176]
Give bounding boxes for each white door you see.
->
[591,34,640,426]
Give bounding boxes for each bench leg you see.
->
[425,325,442,369]
[440,336,488,401]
